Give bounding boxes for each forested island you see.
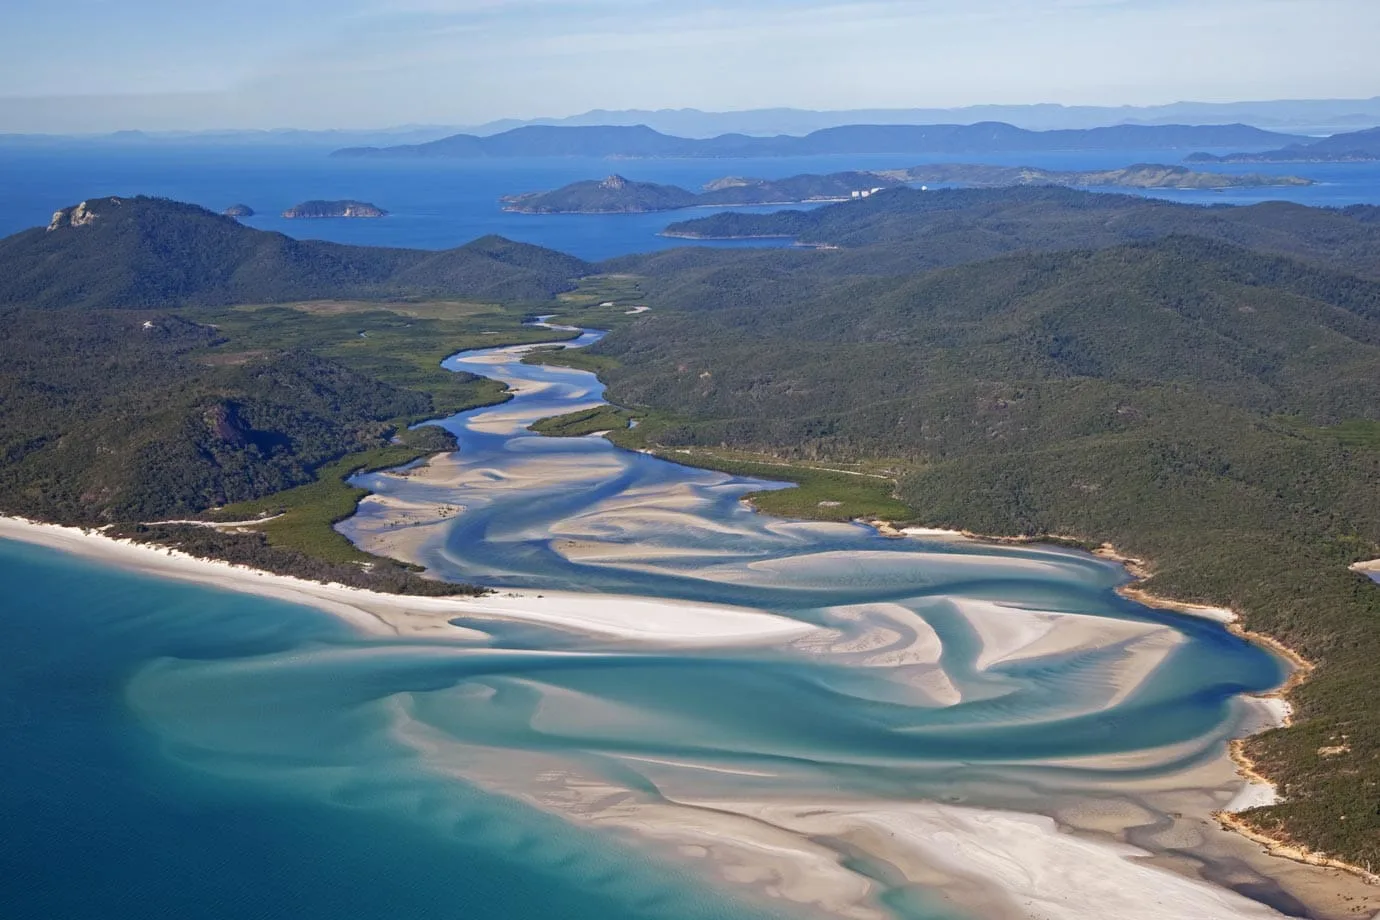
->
[505,164,1312,214]
[223,203,254,217]
[334,121,1300,159]
[282,199,388,219]
[659,185,1378,253]
[1189,125,1380,163]
[883,162,1312,189]
[4,188,1380,875]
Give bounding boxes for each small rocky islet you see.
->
[281,199,388,219]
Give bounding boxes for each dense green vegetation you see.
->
[506,166,1309,216]
[12,196,589,308]
[503,175,700,213]
[582,229,1380,867]
[0,301,548,589]
[0,292,569,528]
[657,186,1380,281]
[530,405,637,437]
[111,520,483,596]
[503,171,908,213]
[281,199,387,219]
[210,438,440,564]
[631,446,915,522]
[0,199,595,592]
[7,188,1380,865]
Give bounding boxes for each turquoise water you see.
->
[0,143,1352,916]
[0,538,816,920]
[0,329,1292,920]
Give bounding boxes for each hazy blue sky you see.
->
[2,0,1378,132]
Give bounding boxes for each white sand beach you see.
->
[0,516,818,647]
[8,512,1377,920]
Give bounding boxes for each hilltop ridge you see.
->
[0,196,589,308]
[1189,125,1380,163]
[335,121,1300,159]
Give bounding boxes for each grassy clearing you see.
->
[529,399,916,522]
[204,300,572,416]
[1277,416,1380,452]
[522,346,624,375]
[189,298,584,568]
[1330,419,1380,449]
[547,274,652,328]
[212,447,424,564]
[236,299,498,320]
[530,405,637,437]
[557,274,648,308]
[646,447,917,522]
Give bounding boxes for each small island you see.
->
[502,175,700,213]
[501,164,1313,215]
[223,204,255,218]
[282,200,388,219]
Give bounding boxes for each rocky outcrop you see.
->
[48,198,120,232]
[223,204,255,218]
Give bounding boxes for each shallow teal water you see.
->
[1,331,1292,920]
[0,538,829,920]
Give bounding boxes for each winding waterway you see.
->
[334,325,1306,919]
[2,324,1352,920]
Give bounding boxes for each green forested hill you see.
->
[598,238,1380,426]
[0,294,577,593]
[2,197,589,308]
[585,233,1380,865]
[0,309,431,522]
[5,188,1380,859]
[660,186,1380,280]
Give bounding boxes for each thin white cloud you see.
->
[2,0,1378,130]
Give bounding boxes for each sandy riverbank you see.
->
[8,512,1378,918]
[858,521,1380,897]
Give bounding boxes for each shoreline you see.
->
[0,515,819,648]
[876,518,1380,888]
[7,509,1378,915]
[547,403,1375,897]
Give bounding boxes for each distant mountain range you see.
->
[1188,126,1380,163]
[463,98,1380,138]
[335,122,1302,160]
[6,98,1378,146]
[504,165,1313,214]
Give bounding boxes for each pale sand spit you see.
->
[0,516,820,648]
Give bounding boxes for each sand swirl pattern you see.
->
[127,330,1332,920]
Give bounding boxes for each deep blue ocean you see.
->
[3,142,1377,920]
[3,144,1379,260]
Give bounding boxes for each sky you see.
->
[2,0,1379,133]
